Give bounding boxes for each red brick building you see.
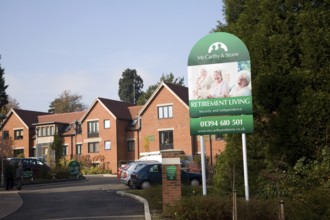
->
[1,82,225,172]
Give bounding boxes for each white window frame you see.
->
[104,141,111,150]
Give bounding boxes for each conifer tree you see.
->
[213,0,330,196]
[0,58,9,111]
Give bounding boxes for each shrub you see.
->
[285,188,330,220]
[81,165,112,175]
[166,195,232,220]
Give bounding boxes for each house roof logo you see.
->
[208,42,228,53]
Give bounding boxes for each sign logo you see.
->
[208,42,228,53]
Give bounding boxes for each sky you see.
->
[0,0,224,112]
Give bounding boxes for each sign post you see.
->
[188,32,253,200]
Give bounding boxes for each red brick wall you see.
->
[2,113,30,157]
[139,87,193,156]
[196,135,226,166]
[161,150,182,212]
[79,102,119,172]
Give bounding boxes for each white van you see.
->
[138,151,162,162]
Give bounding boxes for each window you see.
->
[88,142,99,153]
[215,134,223,141]
[104,120,110,129]
[149,164,161,173]
[76,144,82,155]
[104,141,111,150]
[3,131,9,139]
[45,126,49,136]
[63,145,68,156]
[159,130,173,150]
[14,129,23,140]
[13,149,24,157]
[41,127,45,137]
[50,126,55,136]
[128,140,135,152]
[88,121,99,138]
[158,105,173,119]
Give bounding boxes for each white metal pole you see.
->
[200,135,207,195]
[242,133,249,201]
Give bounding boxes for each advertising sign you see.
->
[188,32,252,118]
[188,32,253,134]
[187,32,253,198]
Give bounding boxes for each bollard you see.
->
[279,200,285,220]
[233,190,237,220]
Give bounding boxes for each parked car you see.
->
[120,160,159,188]
[7,158,49,178]
[117,163,129,180]
[130,162,202,189]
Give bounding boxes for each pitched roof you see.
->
[37,111,86,125]
[9,109,50,128]
[79,97,136,122]
[128,105,143,119]
[164,82,189,105]
[138,82,189,116]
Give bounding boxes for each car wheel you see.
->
[190,179,200,187]
[141,181,151,189]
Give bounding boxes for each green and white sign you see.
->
[188,32,253,135]
[189,96,252,118]
[165,165,177,180]
[188,32,250,65]
[190,115,254,135]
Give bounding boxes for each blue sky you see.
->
[0,0,224,112]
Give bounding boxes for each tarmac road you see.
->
[1,175,146,220]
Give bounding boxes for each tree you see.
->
[50,133,64,168]
[213,0,330,197]
[5,96,20,111]
[0,57,9,112]
[118,68,143,104]
[49,90,87,113]
[136,73,184,105]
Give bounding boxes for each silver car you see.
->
[120,160,159,188]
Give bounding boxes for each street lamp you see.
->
[0,113,7,187]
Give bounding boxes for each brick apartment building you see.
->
[1,82,226,172]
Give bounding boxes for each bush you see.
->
[236,198,278,220]
[81,165,112,175]
[285,188,330,220]
[166,195,232,220]
[52,165,71,179]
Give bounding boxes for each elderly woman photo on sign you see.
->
[193,67,213,99]
[207,69,229,98]
[229,70,252,97]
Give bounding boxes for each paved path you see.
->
[0,175,151,220]
[0,189,23,219]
